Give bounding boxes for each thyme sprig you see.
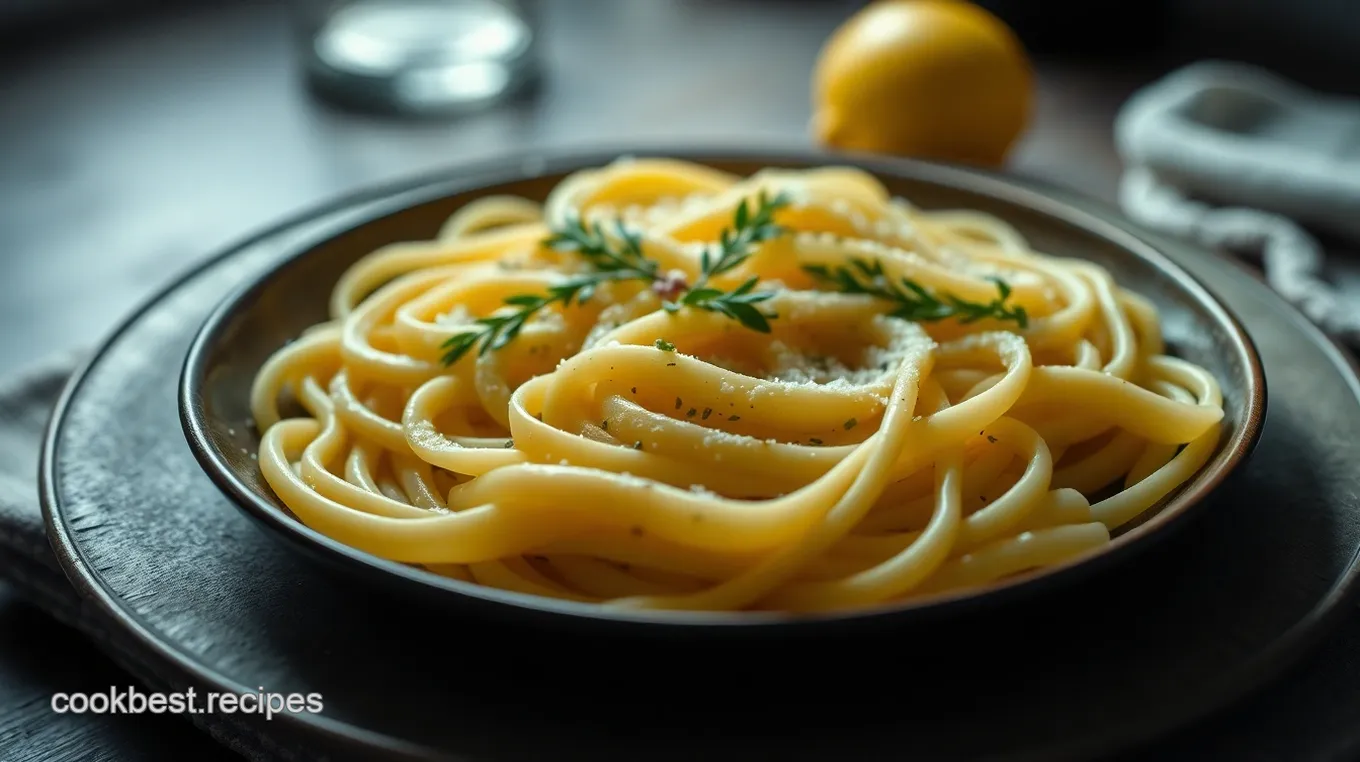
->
[441,269,655,365]
[694,190,791,286]
[803,258,1028,328]
[672,275,775,333]
[542,218,659,281]
[440,219,658,365]
[441,191,793,365]
[665,189,791,333]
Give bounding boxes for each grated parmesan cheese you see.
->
[531,310,566,332]
[700,430,751,450]
[435,304,473,327]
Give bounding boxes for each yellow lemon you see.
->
[812,0,1034,167]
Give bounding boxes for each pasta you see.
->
[249,158,1224,613]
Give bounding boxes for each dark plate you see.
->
[178,148,1265,631]
[38,152,1360,761]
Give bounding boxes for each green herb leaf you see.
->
[710,299,773,333]
[803,258,1028,329]
[670,191,790,335]
[681,287,725,304]
[443,190,793,366]
[692,190,791,284]
[655,338,676,352]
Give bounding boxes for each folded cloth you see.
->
[1115,61,1360,348]
[0,353,277,762]
[0,352,89,622]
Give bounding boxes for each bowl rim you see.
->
[178,145,1267,628]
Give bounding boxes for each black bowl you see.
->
[179,147,1265,636]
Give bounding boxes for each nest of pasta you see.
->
[250,158,1224,613]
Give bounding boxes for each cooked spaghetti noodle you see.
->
[250,158,1224,613]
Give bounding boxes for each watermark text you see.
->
[52,686,322,721]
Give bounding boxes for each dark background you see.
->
[2,0,1359,759]
[983,0,1360,93]
[8,0,1360,86]
[4,0,1360,379]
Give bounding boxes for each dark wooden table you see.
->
[1,1,1357,759]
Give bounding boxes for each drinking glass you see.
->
[295,0,541,115]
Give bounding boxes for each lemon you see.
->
[812,0,1034,167]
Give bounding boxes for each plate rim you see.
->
[37,144,1360,762]
[38,177,480,761]
[175,145,1266,628]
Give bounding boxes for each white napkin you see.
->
[1115,61,1360,347]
